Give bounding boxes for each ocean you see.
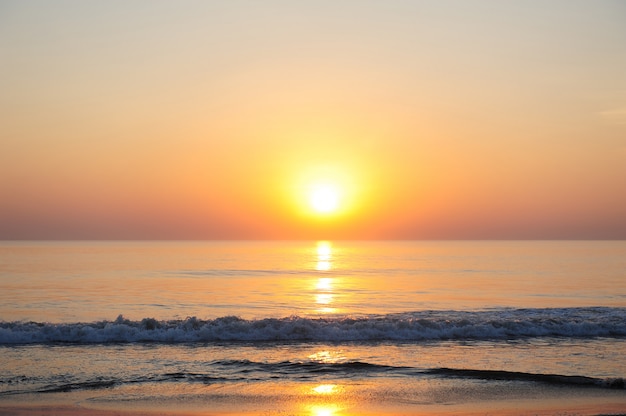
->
[1,240,625,414]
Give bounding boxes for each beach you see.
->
[4,1,626,413]
[2,383,626,416]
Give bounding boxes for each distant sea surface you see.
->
[1,240,625,412]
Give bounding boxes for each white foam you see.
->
[1,307,624,344]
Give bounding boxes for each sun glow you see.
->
[310,184,340,214]
[290,162,367,222]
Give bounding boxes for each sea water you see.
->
[1,240,625,413]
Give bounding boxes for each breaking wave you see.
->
[1,307,624,345]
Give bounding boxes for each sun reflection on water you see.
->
[306,383,344,416]
[315,293,333,305]
[316,260,331,271]
[308,350,346,364]
[317,241,332,259]
[312,384,337,394]
[316,277,332,291]
[314,241,338,313]
[308,404,341,416]
[316,241,332,271]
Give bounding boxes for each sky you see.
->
[1,0,625,240]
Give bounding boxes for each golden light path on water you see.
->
[307,383,344,416]
[303,325,348,414]
[314,241,337,314]
[307,403,343,416]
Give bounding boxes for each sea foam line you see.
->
[1,308,624,344]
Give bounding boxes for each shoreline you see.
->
[1,404,625,416]
[2,388,625,416]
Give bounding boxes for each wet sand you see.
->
[2,385,625,416]
[1,403,625,416]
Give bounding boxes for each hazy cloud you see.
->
[599,106,626,125]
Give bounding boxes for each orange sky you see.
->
[1,1,625,239]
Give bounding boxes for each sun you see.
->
[291,164,358,218]
[310,184,340,214]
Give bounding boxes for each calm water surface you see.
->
[1,240,624,321]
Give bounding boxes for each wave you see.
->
[425,368,625,389]
[2,361,623,397]
[1,307,624,345]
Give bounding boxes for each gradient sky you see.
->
[1,0,625,239]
